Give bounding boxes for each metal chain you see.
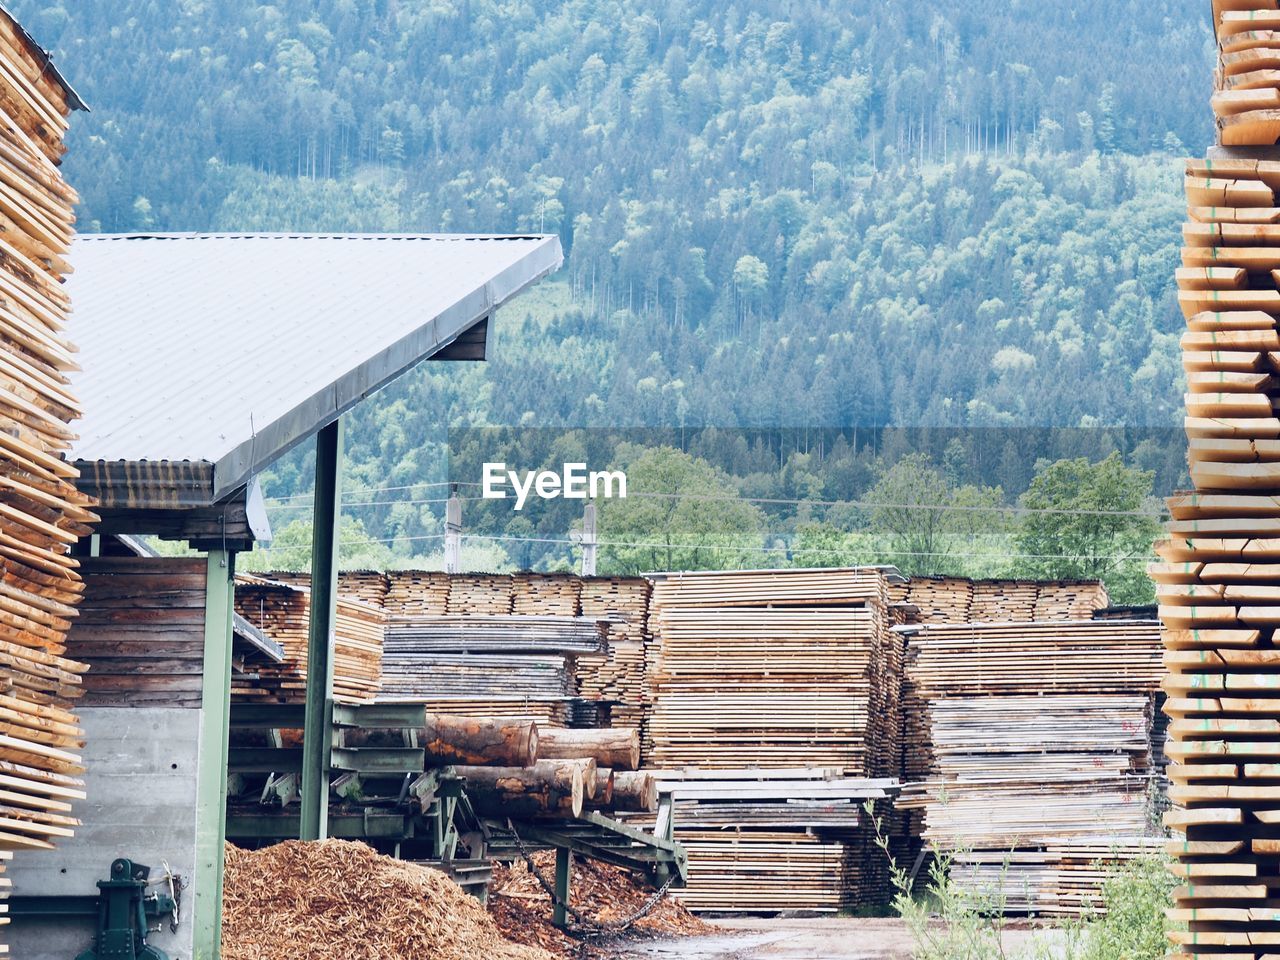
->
[504,820,675,938]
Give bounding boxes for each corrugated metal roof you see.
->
[66,232,563,502]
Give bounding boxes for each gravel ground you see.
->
[600,916,1063,960]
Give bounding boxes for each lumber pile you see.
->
[232,575,385,704]
[0,10,92,946]
[511,573,581,617]
[265,570,390,608]
[447,574,514,615]
[1156,10,1280,954]
[620,770,895,912]
[378,612,589,725]
[887,577,1110,626]
[643,568,902,911]
[577,576,650,735]
[385,570,450,617]
[902,619,1164,915]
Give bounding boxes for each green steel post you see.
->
[193,549,235,960]
[300,419,343,841]
[553,848,572,929]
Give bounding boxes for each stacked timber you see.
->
[511,573,581,617]
[888,577,1110,626]
[644,568,901,911]
[265,570,390,609]
[384,570,450,617]
[579,577,650,734]
[377,612,590,725]
[446,574,513,615]
[0,10,91,945]
[902,619,1164,916]
[1155,10,1280,955]
[620,771,894,913]
[232,576,385,704]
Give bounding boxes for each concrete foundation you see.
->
[8,707,202,960]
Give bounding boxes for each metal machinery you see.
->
[225,702,687,918]
[10,859,179,960]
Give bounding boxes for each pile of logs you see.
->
[900,618,1164,915]
[0,9,91,946]
[644,568,903,912]
[887,577,1110,626]
[232,575,386,704]
[1157,7,1280,955]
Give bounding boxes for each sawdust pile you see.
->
[222,840,551,960]
[489,852,711,957]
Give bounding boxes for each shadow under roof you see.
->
[66,232,563,505]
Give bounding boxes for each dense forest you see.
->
[16,1,1214,591]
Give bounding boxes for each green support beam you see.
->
[553,848,572,929]
[193,549,235,960]
[300,418,343,841]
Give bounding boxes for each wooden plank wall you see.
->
[62,557,208,708]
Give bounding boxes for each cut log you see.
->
[457,760,586,819]
[536,727,641,771]
[610,771,658,813]
[420,714,538,767]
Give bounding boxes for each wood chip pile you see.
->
[0,10,92,948]
[231,575,385,704]
[900,619,1165,915]
[489,850,710,957]
[222,840,551,960]
[1156,5,1280,955]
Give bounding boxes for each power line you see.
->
[265,488,1168,520]
[328,530,1150,564]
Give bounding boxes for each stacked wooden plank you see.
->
[260,570,390,608]
[384,570,450,616]
[231,575,385,704]
[620,770,893,913]
[579,577,651,735]
[0,12,91,946]
[903,619,1164,916]
[889,577,1110,626]
[377,612,586,726]
[644,568,901,911]
[1157,10,1280,953]
[511,573,581,616]
[446,574,513,615]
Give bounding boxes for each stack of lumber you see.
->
[384,570,451,617]
[578,577,650,735]
[232,575,385,704]
[385,616,605,655]
[264,570,390,609]
[0,11,92,944]
[1156,13,1280,953]
[620,770,895,913]
[447,574,513,615]
[511,573,581,617]
[377,613,586,725]
[902,619,1164,916]
[888,577,1110,626]
[644,568,901,911]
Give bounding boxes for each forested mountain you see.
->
[14,1,1214,580]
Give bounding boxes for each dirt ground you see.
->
[600,917,1060,960]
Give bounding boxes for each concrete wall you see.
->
[8,708,202,960]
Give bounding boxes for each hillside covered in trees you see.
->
[20,1,1214,592]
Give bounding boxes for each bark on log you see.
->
[421,713,538,766]
[584,767,614,808]
[537,726,641,771]
[338,713,538,766]
[611,771,657,812]
[457,759,585,819]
